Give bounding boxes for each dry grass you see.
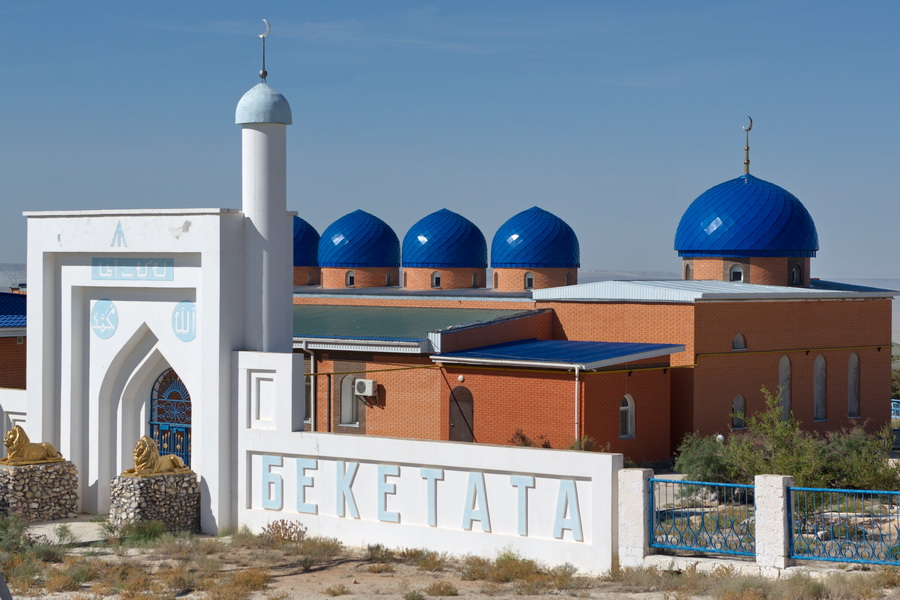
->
[425,580,459,596]
[324,582,351,596]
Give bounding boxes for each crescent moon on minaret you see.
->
[743,116,753,132]
[259,19,271,39]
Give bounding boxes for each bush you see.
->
[675,387,900,489]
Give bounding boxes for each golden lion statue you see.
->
[0,425,64,465]
[122,436,191,477]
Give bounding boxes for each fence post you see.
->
[618,468,653,568]
[754,474,793,573]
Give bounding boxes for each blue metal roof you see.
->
[491,206,580,268]
[402,209,487,268]
[318,210,401,268]
[293,216,320,267]
[675,174,819,257]
[433,338,683,370]
[235,83,293,125]
[0,292,26,328]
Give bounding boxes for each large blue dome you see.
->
[402,209,487,268]
[675,174,819,257]
[318,210,400,268]
[293,216,320,267]
[491,207,580,268]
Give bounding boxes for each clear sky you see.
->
[1,1,898,280]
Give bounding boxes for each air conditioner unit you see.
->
[355,379,377,396]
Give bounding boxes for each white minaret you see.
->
[235,31,293,353]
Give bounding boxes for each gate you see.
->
[149,368,192,467]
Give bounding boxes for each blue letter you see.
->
[462,472,491,533]
[261,455,283,510]
[336,461,360,518]
[553,480,584,542]
[510,475,535,536]
[296,458,318,514]
[420,468,444,527]
[377,464,401,523]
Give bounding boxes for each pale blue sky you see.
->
[1,1,898,279]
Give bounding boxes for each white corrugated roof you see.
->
[532,280,898,303]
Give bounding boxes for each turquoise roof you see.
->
[402,209,487,268]
[235,83,292,125]
[318,210,400,268]
[491,206,580,268]
[675,174,818,257]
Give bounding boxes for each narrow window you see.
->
[402,271,408,288]
[732,333,746,351]
[565,271,572,285]
[684,263,693,280]
[306,272,312,285]
[431,271,441,288]
[16,336,23,345]
[848,353,860,418]
[345,270,355,287]
[619,395,635,439]
[524,272,535,290]
[790,264,802,285]
[493,272,499,289]
[729,264,744,282]
[779,355,792,420]
[472,273,478,288]
[340,375,358,425]
[304,360,312,425]
[732,395,746,429]
[814,354,827,421]
[385,272,391,286]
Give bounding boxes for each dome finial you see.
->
[742,116,753,175]
[258,19,271,82]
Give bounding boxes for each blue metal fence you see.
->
[650,478,756,557]
[789,487,900,565]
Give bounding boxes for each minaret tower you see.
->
[235,20,293,352]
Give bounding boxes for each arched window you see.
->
[779,355,792,420]
[814,354,827,421]
[431,271,442,288]
[619,395,635,439]
[345,270,355,287]
[386,272,392,286]
[402,271,408,288]
[732,395,746,429]
[732,333,746,351]
[150,368,192,466]
[340,375,358,425]
[493,272,499,289]
[729,264,744,282]
[684,263,693,281]
[790,264,802,285]
[524,272,535,290]
[848,353,860,418]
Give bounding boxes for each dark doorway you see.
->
[449,386,474,442]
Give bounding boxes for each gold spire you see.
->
[743,116,753,175]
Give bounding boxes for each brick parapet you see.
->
[321,267,399,289]
[493,268,576,291]
[402,267,486,290]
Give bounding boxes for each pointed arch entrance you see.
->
[150,368,192,467]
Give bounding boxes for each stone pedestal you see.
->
[0,461,78,521]
[109,472,200,532]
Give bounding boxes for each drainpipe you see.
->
[326,374,332,433]
[574,366,581,441]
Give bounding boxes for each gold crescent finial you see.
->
[743,116,752,175]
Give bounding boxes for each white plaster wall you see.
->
[0,388,28,440]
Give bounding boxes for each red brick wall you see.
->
[403,268,486,290]
[493,268,576,291]
[0,336,26,389]
[294,296,535,311]
[683,257,811,286]
[438,310,553,353]
[293,266,321,286]
[320,267,400,289]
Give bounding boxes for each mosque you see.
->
[0,36,893,533]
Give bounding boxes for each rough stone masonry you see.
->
[0,461,78,521]
[109,472,200,532]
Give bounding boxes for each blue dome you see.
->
[293,216,320,267]
[675,174,819,257]
[235,83,292,125]
[491,207,580,268]
[402,209,487,268]
[318,210,400,268]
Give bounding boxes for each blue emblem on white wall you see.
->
[90,299,118,339]
[172,301,197,342]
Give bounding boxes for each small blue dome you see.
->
[675,174,819,257]
[293,216,320,267]
[402,209,487,268]
[491,207,580,268]
[236,83,292,125]
[318,210,400,268]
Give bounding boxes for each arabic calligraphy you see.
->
[90,299,119,340]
